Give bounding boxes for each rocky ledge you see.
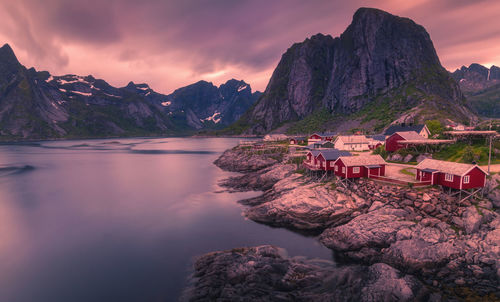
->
[211,145,500,298]
[182,245,433,302]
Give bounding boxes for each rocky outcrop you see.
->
[182,245,431,302]
[213,146,280,173]
[485,174,500,208]
[213,145,500,297]
[239,7,472,134]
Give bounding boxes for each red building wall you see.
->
[462,167,486,189]
[385,133,405,152]
[347,166,365,178]
[416,169,433,182]
[437,173,461,189]
[334,159,347,177]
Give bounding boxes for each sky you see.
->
[0,0,499,94]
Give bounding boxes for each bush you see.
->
[462,146,475,163]
[373,145,388,159]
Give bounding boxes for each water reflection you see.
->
[0,138,332,302]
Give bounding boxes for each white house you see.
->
[333,135,370,151]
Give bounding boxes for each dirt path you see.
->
[481,164,500,173]
[385,164,416,181]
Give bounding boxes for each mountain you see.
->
[451,64,500,117]
[166,79,261,129]
[231,8,473,134]
[0,44,260,140]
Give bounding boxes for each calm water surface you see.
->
[0,137,332,302]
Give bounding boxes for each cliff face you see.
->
[451,64,500,118]
[0,44,259,140]
[239,8,472,134]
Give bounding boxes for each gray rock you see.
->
[462,206,483,234]
[182,245,430,302]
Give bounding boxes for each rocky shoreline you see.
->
[185,145,500,301]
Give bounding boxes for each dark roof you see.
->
[368,135,386,141]
[319,149,352,161]
[422,168,438,173]
[365,165,382,168]
[383,124,426,136]
[307,150,322,157]
[290,136,306,141]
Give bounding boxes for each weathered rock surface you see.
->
[214,147,279,172]
[243,176,367,231]
[219,163,295,192]
[485,174,500,208]
[182,245,430,302]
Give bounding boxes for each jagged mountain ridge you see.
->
[0,44,260,140]
[233,7,473,134]
[451,64,500,118]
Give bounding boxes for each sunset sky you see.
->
[0,0,499,94]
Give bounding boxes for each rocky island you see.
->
[183,144,500,301]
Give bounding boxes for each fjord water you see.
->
[0,138,331,302]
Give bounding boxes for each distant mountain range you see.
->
[451,64,500,118]
[0,44,260,140]
[228,7,474,135]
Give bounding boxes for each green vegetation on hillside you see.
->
[433,141,500,165]
[465,83,500,118]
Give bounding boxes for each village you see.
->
[243,121,500,204]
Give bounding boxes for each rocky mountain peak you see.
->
[236,7,470,134]
[0,43,23,88]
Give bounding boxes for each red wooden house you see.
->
[385,131,425,152]
[308,132,336,145]
[333,155,386,179]
[304,150,322,170]
[316,150,352,171]
[415,159,488,189]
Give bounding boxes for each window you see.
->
[330,162,335,167]
[463,175,470,184]
[335,165,338,171]
[342,167,346,173]
[353,167,360,173]
[422,172,426,177]
[445,173,453,182]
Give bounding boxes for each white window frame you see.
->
[335,165,338,171]
[342,167,346,173]
[330,162,335,167]
[445,173,453,182]
[463,175,470,184]
[422,172,425,177]
[353,167,360,174]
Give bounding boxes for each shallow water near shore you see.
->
[0,137,332,302]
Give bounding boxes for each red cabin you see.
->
[385,131,425,152]
[333,155,386,179]
[308,132,336,145]
[415,159,488,189]
[316,150,352,171]
[304,150,322,170]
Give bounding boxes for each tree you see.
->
[425,120,444,136]
[463,146,474,163]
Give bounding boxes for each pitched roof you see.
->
[307,150,322,157]
[337,155,386,166]
[416,159,488,176]
[368,135,386,142]
[336,135,369,144]
[384,124,426,136]
[394,131,426,141]
[319,149,352,161]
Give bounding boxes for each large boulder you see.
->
[462,206,483,234]
[182,245,430,302]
